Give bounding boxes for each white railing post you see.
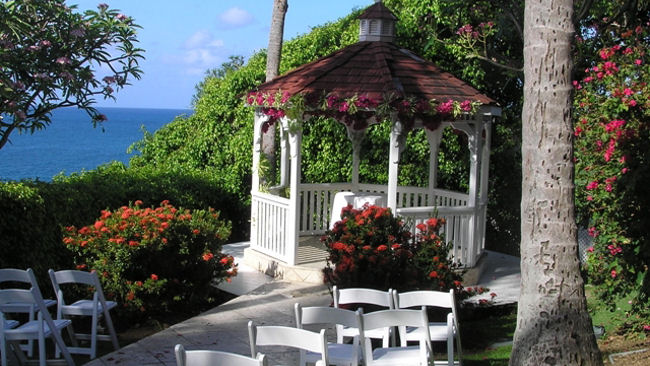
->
[286,119,302,266]
[250,109,264,250]
[387,116,404,212]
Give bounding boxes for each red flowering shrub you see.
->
[63,200,236,323]
[322,204,463,292]
[573,24,650,321]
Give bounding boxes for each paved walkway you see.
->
[82,248,520,366]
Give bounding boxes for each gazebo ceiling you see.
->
[253,39,496,106]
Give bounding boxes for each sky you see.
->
[72,0,375,110]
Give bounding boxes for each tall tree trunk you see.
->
[262,0,288,186]
[510,0,603,365]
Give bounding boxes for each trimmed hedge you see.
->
[0,162,248,298]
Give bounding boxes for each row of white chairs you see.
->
[0,268,120,366]
[175,286,462,366]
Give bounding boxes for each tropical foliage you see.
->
[322,204,463,292]
[63,200,235,322]
[573,24,650,324]
[0,0,144,149]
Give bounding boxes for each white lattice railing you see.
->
[396,205,485,267]
[251,183,482,267]
[250,192,291,263]
[298,183,468,235]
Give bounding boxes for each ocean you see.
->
[0,107,192,181]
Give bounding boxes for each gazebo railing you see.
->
[251,184,481,267]
[250,191,291,262]
[396,205,484,267]
[298,183,469,235]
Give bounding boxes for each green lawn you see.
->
[458,304,517,365]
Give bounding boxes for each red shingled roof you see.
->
[253,41,496,106]
[358,1,397,20]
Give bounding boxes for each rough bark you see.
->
[510,0,603,365]
[262,0,288,185]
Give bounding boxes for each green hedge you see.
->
[0,162,249,297]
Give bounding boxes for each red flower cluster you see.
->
[323,204,462,292]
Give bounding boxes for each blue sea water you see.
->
[0,107,192,181]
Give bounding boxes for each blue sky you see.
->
[72,0,375,110]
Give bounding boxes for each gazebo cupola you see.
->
[245,0,501,280]
[358,0,396,42]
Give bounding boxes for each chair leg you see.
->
[1,336,7,366]
[38,336,46,366]
[102,311,119,351]
[447,336,454,366]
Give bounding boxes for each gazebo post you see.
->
[286,118,302,266]
[425,127,444,205]
[387,115,404,211]
[467,121,483,266]
[279,123,289,188]
[346,126,366,188]
[479,118,493,251]
[251,109,264,194]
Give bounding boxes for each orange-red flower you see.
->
[150,273,158,281]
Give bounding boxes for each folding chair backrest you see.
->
[0,268,38,289]
[357,308,432,365]
[248,321,328,366]
[295,303,360,330]
[0,288,75,366]
[359,308,430,333]
[333,286,393,310]
[174,344,266,366]
[393,289,453,310]
[394,289,459,326]
[0,288,58,329]
[48,270,105,303]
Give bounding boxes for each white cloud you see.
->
[217,7,254,29]
[183,30,224,50]
[162,30,228,76]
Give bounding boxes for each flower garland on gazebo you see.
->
[246,90,482,133]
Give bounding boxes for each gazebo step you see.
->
[242,244,327,284]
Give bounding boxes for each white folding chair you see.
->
[357,308,432,366]
[0,268,57,357]
[248,320,328,366]
[392,289,462,366]
[174,344,267,366]
[332,286,394,347]
[294,303,362,366]
[48,269,119,359]
[0,288,75,366]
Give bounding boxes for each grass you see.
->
[457,304,517,365]
[586,284,638,336]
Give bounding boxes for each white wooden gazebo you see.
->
[245,1,501,274]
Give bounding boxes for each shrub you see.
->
[62,200,236,323]
[0,182,73,292]
[322,204,463,292]
[573,24,650,324]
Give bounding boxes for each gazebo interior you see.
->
[244,0,501,281]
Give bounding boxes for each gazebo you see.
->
[244,0,501,280]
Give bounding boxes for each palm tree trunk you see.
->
[262,0,288,186]
[510,0,603,365]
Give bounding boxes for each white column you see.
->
[346,126,366,188]
[250,109,265,249]
[286,120,302,266]
[387,116,404,211]
[251,109,264,194]
[279,119,289,188]
[425,127,444,205]
[467,121,483,266]
[450,120,483,266]
[479,119,492,250]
